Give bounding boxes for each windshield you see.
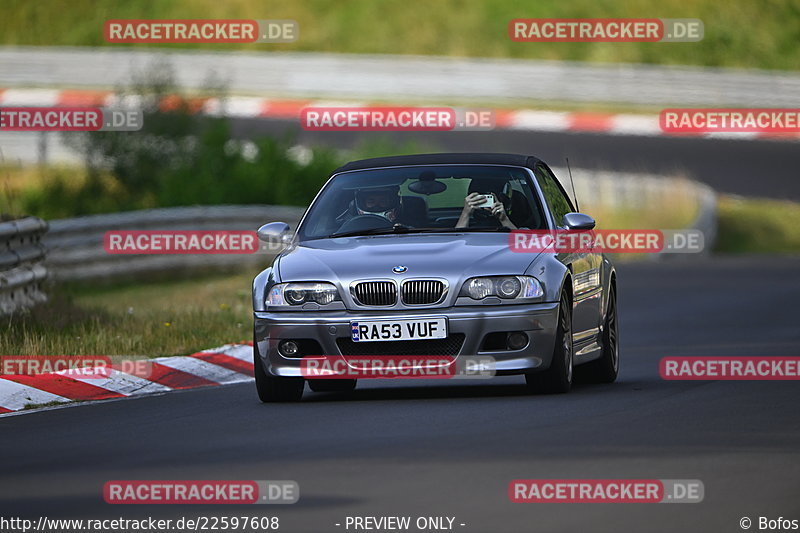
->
[297,165,547,241]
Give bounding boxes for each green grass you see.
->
[590,205,698,231]
[715,195,800,253]
[1,0,799,70]
[1,272,256,358]
[23,400,71,410]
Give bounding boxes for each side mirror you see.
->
[257,222,292,244]
[562,212,596,230]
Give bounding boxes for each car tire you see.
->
[525,290,573,394]
[253,341,304,402]
[580,285,619,384]
[307,379,358,393]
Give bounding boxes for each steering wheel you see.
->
[335,214,393,234]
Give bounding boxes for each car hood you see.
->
[277,233,540,282]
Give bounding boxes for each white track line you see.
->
[507,110,570,132]
[308,100,366,108]
[155,356,252,385]
[221,344,254,363]
[610,114,661,136]
[196,344,238,354]
[58,368,172,396]
[0,344,254,414]
[0,89,797,142]
[194,343,253,363]
[206,96,265,117]
[0,379,70,411]
[0,88,60,106]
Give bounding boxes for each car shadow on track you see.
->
[300,379,615,403]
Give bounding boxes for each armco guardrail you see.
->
[566,168,717,249]
[0,216,49,315]
[42,172,716,282]
[2,47,798,107]
[567,168,717,258]
[44,205,305,281]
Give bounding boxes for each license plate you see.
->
[350,318,448,342]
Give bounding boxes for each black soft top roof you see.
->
[332,153,544,174]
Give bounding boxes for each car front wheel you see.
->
[525,290,573,394]
[579,285,619,383]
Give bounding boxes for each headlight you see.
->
[459,276,543,301]
[267,282,340,307]
[465,277,493,299]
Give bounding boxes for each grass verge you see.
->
[715,195,800,253]
[1,0,799,70]
[1,272,254,358]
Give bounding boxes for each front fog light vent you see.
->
[279,340,299,357]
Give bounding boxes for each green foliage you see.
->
[21,63,343,216]
[1,273,254,358]
[23,121,341,216]
[715,196,800,253]
[1,0,799,70]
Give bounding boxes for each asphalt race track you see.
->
[231,117,800,200]
[1,256,798,532]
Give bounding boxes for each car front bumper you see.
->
[254,302,560,378]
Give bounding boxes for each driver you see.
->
[334,185,404,230]
[354,186,402,222]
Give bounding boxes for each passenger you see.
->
[456,178,517,229]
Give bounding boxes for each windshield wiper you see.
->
[414,227,512,233]
[329,225,510,238]
[329,224,413,238]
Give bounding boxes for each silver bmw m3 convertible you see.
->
[252,153,618,401]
